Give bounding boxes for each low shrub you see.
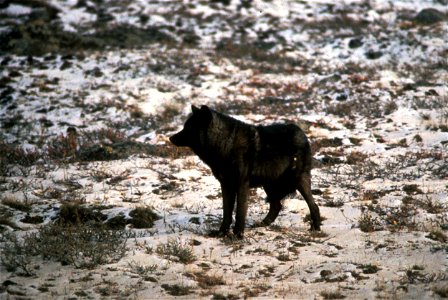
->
[0,222,130,275]
[359,212,382,232]
[128,206,160,228]
[156,238,196,264]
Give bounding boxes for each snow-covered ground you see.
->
[0,0,447,299]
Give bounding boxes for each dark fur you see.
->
[170,105,321,238]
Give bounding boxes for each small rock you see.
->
[348,38,363,49]
[190,239,202,246]
[85,67,104,77]
[60,60,72,70]
[9,70,22,77]
[2,280,17,287]
[414,8,445,25]
[336,93,348,101]
[425,89,439,96]
[189,217,201,225]
[365,50,383,59]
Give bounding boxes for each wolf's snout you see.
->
[169,135,176,144]
[169,132,183,146]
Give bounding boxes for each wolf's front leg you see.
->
[233,181,249,238]
[218,182,236,235]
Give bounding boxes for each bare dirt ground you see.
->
[1,0,447,299]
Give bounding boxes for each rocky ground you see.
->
[0,0,447,299]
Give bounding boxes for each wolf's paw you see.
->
[310,224,321,231]
[208,229,229,238]
[253,220,271,228]
[261,218,275,226]
[232,228,245,239]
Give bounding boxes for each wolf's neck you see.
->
[197,113,253,165]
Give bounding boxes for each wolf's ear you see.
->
[191,105,200,113]
[199,105,212,122]
[200,105,210,113]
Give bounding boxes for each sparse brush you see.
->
[34,223,130,268]
[417,196,445,214]
[142,143,193,159]
[241,284,271,298]
[320,290,346,299]
[323,197,344,207]
[81,128,127,144]
[0,223,130,273]
[0,232,37,276]
[0,141,40,167]
[57,203,107,225]
[21,214,44,224]
[384,101,398,115]
[89,168,113,182]
[426,229,447,243]
[161,283,192,296]
[156,103,182,125]
[156,238,196,264]
[404,268,426,284]
[186,271,225,289]
[358,212,382,233]
[0,216,19,232]
[346,151,368,164]
[433,284,448,298]
[385,204,418,230]
[127,260,158,277]
[402,184,423,195]
[211,293,239,300]
[1,197,33,212]
[46,132,78,160]
[128,206,160,228]
[358,263,381,274]
[276,251,292,262]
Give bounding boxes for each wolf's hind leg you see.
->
[261,185,291,226]
[262,199,282,226]
[233,181,250,238]
[297,173,321,230]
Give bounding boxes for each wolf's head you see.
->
[169,105,213,148]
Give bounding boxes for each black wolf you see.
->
[170,105,321,238]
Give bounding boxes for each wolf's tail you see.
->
[301,139,313,173]
[292,128,313,174]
